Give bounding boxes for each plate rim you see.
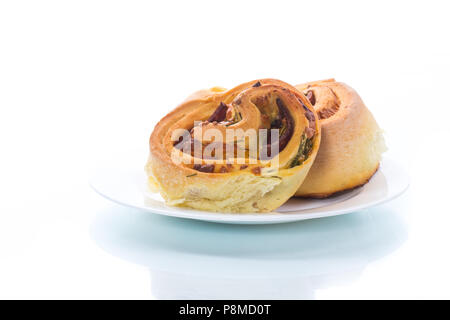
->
[90,157,409,224]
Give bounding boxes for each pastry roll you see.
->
[146,79,321,212]
[294,79,386,198]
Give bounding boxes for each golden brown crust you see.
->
[297,163,380,198]
[294,79,385,198]
[147,79,321,212]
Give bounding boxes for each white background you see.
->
[1,0,449,299]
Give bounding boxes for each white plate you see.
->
[90,151,409,224]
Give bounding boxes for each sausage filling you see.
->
[175,82,316,173]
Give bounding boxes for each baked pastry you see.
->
[294,79,386,198]
[146,79,321,212]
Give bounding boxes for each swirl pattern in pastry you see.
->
[146,79,321,212]
[295,79,386,198]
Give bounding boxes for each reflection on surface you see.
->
[91,206,408,299]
